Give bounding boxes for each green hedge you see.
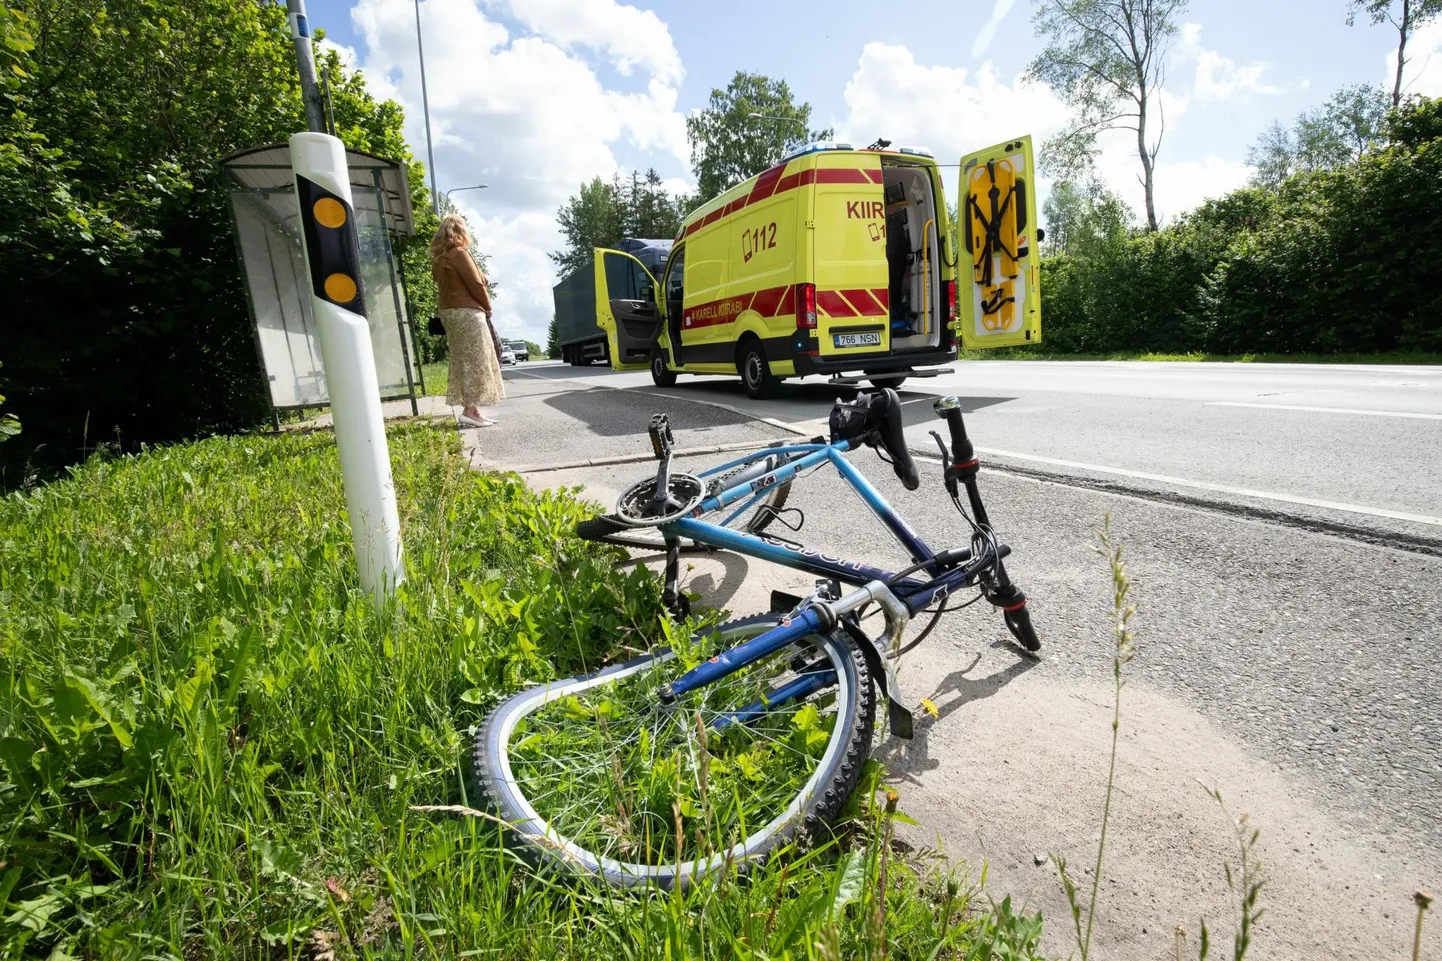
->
[1038,97,1442,356]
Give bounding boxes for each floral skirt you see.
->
[439,307,505,408]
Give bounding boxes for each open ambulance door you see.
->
[957,136,1042,349]
[594,247,662,370]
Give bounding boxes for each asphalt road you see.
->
[483,359,1441,957]
[507,360,1442,550]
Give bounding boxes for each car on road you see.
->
[499,344,516,366]
[508,339,529,362]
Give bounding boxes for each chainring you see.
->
[614,472,704,527]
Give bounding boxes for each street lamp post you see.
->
[414,0,440,218]
[444,184,489,206]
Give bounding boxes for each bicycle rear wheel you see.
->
[578,451,798,552]
[472,613,874,889]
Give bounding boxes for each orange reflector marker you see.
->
[324,272,357,302]
[313,197,347,228]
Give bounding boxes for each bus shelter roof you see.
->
[221,143,416,235]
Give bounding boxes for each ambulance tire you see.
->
[739,340,780,400]
[869,376,908,390]
[651,349,678,387]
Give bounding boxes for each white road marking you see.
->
[972,446,1442,527]
[1205,402,1442,420]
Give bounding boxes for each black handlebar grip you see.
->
[932,397,976,469]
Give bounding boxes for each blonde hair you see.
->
[429,214,471,261]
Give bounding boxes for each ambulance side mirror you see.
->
[639,283,655,301]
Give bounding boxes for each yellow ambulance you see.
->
[592,136,1042,398]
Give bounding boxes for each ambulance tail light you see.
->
[796,283,817,329]
[944,279,958,347]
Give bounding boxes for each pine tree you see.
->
[546,315,561,359]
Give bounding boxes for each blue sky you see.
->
[304,0,1442,342]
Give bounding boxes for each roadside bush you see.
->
[1035,96,1442,358]
[1040,220,1225,354]
[0,2,438,479]
[1204,137,1442,354]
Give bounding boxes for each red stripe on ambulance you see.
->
[841,289,886,316]
[816,290,856,317]
[750,285,788,317]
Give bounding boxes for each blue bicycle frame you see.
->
[672,439,976,617]
[655,439,993,712]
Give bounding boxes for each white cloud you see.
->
[348,0,688,342]
[838,42,1071,164]
[317,37,360,70]
[497,0,683,85]
[1175,22,1288,102]
[971,0,1018,59]
[1389,17,1442,98]
[837,41,1242,226]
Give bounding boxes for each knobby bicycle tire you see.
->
[471,613,875,890]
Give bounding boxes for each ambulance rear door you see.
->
[957,136,1042,349]
[593,247,662,368]
[810,154,891,360]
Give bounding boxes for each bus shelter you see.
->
[221,144,424,424]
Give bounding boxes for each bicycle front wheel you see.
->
[472,614,875,889]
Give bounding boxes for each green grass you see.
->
[0,425,1044,959]
[421,360,447,398]
[957,348,1442,364]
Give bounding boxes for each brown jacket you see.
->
[433,246,492,312]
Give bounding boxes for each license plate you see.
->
[833,331,881,348]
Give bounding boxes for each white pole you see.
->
[289,131,404,606]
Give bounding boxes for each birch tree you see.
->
[1349,0,1442,108]
[1026,0,1187,231]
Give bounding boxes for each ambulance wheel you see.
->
[651,349,677,387]
[739,340,780,400]
[869,375,908,390]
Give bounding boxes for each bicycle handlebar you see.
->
[932,397,976,473]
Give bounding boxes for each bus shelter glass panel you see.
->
[228,181,417,410]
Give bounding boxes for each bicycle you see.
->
[471,388,1038,889]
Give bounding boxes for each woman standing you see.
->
[430,214,505,427]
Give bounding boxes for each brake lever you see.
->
[929,430,959,497]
